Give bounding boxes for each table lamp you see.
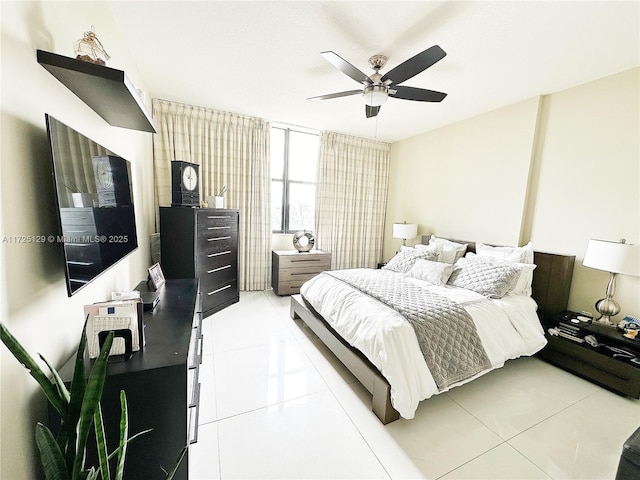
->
[392,222,418,247]
[582,238,640,327]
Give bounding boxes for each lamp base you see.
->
[594,296,620,328]
[594,315,617,328]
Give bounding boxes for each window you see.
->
[271,126,319,233]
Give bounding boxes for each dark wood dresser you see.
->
[160,207,239,316]
[53,279,201,480]
[272,249,331,295]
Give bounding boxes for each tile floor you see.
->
[189,290,640,479]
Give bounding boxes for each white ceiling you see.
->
[108,1,639,143]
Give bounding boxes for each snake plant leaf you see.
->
[64,325,89,470]
[162,445,188,480]
[94,403,110,480]
[72,331,113,480]
[114,390,129,480]
[0,322,67,415]
[39,353,71,405]
[35,422,69,480]
[83,469,97,480]
[107,427,153,461]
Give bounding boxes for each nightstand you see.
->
[271,250,331,295]
[538,312,640,398]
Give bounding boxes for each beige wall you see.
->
[388,96,541,247]
[529,68,640,317]
[1,2,154,478]
[385,67,640,319]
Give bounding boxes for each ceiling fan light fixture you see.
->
[363,85,388,107]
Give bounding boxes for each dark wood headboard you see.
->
[421,236,575,322]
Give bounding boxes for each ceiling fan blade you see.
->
[381,45,446,85]
[392,85,447,102]
[321,51,371,85]
[365,105,380,118]
[308,90,363,101]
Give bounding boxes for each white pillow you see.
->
[382,248,439,274]
[465,252,536,296]
[428,235,468,264]
[476,241,534,264]
[408,259,454,286]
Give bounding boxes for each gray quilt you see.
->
[325,269,491,390]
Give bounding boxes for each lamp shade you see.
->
[583,239,640,276]
[392,223,418,240]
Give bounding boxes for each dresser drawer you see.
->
[196,232,237,254]
[276,280,314,295]
[196,222,237,238]
[202,279,238,314]
[197,210,237,228]
[198,264,237,292]
[277,270,324,284]
[196,249,235,270]
[277,254,331,271]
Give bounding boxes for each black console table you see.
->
[539,313,640,398]
[53,279,202,479]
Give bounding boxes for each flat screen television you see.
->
[45,114,138,296]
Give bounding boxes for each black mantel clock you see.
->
[171,160,200,207]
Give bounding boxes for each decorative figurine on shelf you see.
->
[74,25,110,65]
[293,231,315,252]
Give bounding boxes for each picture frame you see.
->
[147,263,165,290]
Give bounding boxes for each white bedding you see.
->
[300,269,547,419]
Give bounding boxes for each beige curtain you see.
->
[315,131,390,270]
[152,99,271,290]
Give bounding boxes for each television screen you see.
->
[45,114,138,296]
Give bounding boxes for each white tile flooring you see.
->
[190,290,640,479]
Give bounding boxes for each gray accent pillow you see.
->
[465,253,536,296]
[383,249,438,274]
[447,257,520,298]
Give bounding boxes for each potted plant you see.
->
[1,321,186,480]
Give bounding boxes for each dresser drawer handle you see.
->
[207,215,232,219]
[291,271,318,276]
[291,258,321,262]
[207,250,231,258]
[67,260,93,266]
[207,236,231,242]
[207,284,231,296]
[207,265,231,274]
[207,226,230,230]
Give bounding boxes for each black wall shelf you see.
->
[37,49,157,133]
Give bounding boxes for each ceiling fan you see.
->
[308,45,448,118]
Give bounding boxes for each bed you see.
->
[290,236,575,424]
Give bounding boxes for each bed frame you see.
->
[290,237,575,424]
